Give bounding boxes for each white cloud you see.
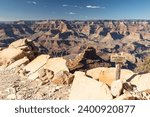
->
[62,4,68,7]
[74,5,78,7]
[86,5,100,8]
[62,4,82,8]
[27,1,37,5]
[32,1,37,5]
[86,5,105,9]
[68,12,76,15]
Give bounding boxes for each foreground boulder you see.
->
[0,38,38,67]
[9,38,38,60]
[0,48,25,66]
[19,56,72,85]
[7,57,29,70]
[44,57,73,85]
[69,71,113,100]
[130,73,150,91]
[23,54,50,76]
[44,57,69,74]
[86,67,134,86]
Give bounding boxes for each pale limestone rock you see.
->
[114,92,133,100]
[28,72,39,80]
[101,33,114,42]
[23,54,50,76]
[86,67,134,86]
[7,57,29,70]
[6,94,16,100]
[111,80,123,97]
[9,38,30,48]
[44,57,69,74]
[130,73,150,91]
[69,71,113,100]
[38,69,54,85]
[124,32,142,41]
[0,48,24,66]
[52,70,74,85]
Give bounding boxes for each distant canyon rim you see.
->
[1,20,150,100]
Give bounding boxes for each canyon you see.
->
[1,20,150,100]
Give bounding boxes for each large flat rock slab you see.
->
[44,57,69,74]
[23,54,50,75]
[69,71,113,100]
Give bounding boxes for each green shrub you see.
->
[136,57,150,73]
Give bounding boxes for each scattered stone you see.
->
[38,69,54,85]
[52,71,74,85]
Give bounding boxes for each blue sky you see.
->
[0,0,150,21]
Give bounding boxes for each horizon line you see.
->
[1,19,150,22]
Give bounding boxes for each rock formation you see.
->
[66,47,112,72]
[69,71,113,100]
[1,20,150,100]
[0,38,38,67]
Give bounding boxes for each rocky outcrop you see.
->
[130,73,150,91]
[23,55,50,76]
[0,48,25,66]
[44,57,69,74]
[38,68,54,85]
[101,33,114,42]
[52,71,74,85]
[0,38,38,67]
[7,57,29,70]
[66,47,112,72]
[16,55,73,86]
[123,32,143,42]
[69,71,113,100]
[86,67,134,86]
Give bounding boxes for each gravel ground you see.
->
[0,69,71,100]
